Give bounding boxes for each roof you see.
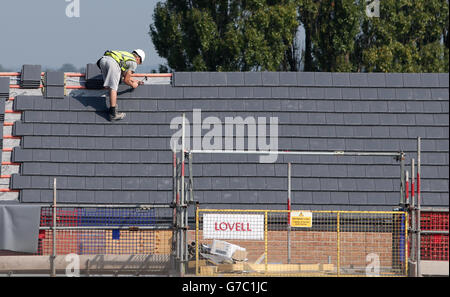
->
[1,69,448,211]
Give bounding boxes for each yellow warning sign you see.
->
[290,211,313,228]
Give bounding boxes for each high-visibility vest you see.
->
[104,50,136,72]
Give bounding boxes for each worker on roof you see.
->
[97,49,146,121]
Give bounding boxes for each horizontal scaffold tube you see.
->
[188,149,402,157]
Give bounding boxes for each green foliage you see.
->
[150,0,299,71]
[356,0,449,72]
[150,0,449,72]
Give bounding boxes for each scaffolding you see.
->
[173,113,447,276]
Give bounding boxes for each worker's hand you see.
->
[131,81,139,89]
[138,80,144,86]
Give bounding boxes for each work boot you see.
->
[109,106,126,121]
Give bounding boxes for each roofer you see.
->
[97,49,146,121]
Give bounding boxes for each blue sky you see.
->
[0,0,165,71]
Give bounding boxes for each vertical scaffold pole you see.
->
[51,178,57,277]
[188,152,194,203]
[172,152,178,274]
[405,171,409,206]
[400,152,406,206]
[417,137,421,277]
[337,212,340,276]
[411,158,416,267]
[179,113,186,276]
[287,163,291,264]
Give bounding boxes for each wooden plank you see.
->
[200,265,217,276]
[218,263,330,273]
[217,262,245,272]
[188,260,207,269]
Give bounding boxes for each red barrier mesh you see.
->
[420,212,449,261]
[421,212,448,231]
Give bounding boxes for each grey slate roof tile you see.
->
[431,89,449,100]
[165,85,184,98]
[441,101,449,112]
[226,72,244,86]
[307,87,325,99]
[0,77,9,97]
[261,72,279,86]
[209,72,227,86]
[341,88,360,99]
[288,87,307,99]
[403,73,421,87]
[348,192,367,205]
[367,73,386,87]
[173,72,191,86]
[20,190,40,202]
[200,87,219,98]
[324,88,342,99]
[349,73,368,87]
[77,191,95,203]
[395,89,413,100]
[147,85,166,98]
[45,86,65,99]
[313,192,331,204]
[272,87,289,99]
[218,86,236,98]
[359,88,378,99]
[95,191,113,203]
[11,174,31,189]
[420,73,439,87]
[438,73,449,87]
[14,96,36,110]
[279,72,297,86]
[236,87,253,98]
[244,72,262,86]
[377,88,396,100]
[419,192,441,206]
[11,71,449,209]
[332,73,350,87]
[315,72,332,86]
[183,87,200,99]
[77,164,95,176]
[297,72,315,86]
[31,176,50,189]
[85,177,104,190]
[191,72,210,86]
[20,65,42,88]
[411,88,431,100]
[385,73,404,87]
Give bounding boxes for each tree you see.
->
[302,0,362,72]
[355,0,449,72]
[149,0,299,71]
[150,0,449,72]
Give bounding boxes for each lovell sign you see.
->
[203,214,264,240]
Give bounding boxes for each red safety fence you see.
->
[420,211,449,261]
[421,212,449,232]
[36,206,173,256]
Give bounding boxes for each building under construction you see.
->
[0,68,448,276]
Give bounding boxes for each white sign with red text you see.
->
[203,214,264,240]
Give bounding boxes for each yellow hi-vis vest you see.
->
[104,50,137,72]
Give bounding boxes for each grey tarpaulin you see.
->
[0,204,41,253]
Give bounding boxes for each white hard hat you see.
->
[133,49,146,63]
